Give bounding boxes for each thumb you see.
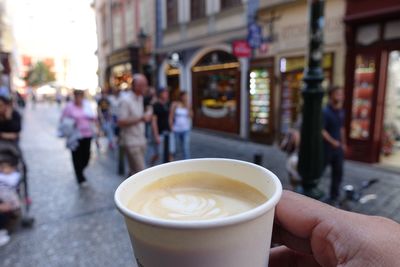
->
[269,246,320,267]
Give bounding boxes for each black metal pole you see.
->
[298,0,325,199]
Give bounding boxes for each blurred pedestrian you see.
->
[107,88,120,131]
[60,90,96,186]
[150,89,173,165]
[117,74,152,175]
[144,87,156,165]
[169,91,192,160]
[15,92,26,110]
[30,88,37,109]
[55,91,62,107]
[97,90,115,150]
[280,116,301,189]
[0,76,10,99]
[0,96,21,145]
[108,88,125,174]
[322,86,346,204]
[144,87,157,140]
[65,94,71,103]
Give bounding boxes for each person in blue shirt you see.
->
[322,86,346,203]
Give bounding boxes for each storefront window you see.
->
[192,50,240,133]
[249,69,271,133]
[110,63,132,90]
[196,70,237,119]
[350,54,375,140]
[381,50,400,165]
[279,54,333,133]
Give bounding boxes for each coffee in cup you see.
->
[127,171,267,221]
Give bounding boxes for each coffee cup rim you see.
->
[114,158,282,229]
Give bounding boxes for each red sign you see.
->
[232,40,251,58]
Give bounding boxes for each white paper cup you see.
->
[115,158,282,267]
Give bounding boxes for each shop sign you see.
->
[232,41,251,58]
[107,47,139,67]
[247,22,263,48]
[280,54,333,73]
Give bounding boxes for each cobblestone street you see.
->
[1,104,400,266]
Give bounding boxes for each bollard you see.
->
[118,145,125,175]
[253,153,263,166]
[163,133,170,163]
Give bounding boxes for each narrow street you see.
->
[1,104,135,267]
[1,103,400,266]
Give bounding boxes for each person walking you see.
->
[322,86,346,204]
[97,90,115,150]
[117,74,152,175]
[61,90,96,186]
[107,87,120,132]
[150,89,173,165]
[169,91,192,160]
[0,96,21,144]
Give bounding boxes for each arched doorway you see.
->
[191,50,240,134]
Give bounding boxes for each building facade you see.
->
[94,0,156,90]
[157,0,253,138]
[0,0,18,93]
[157,0,346,142]
[344,0,400,167]
[255,0,346,143]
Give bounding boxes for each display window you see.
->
[110,63,133,90]
[249,68,271,133]
[344,4,400,164]
[381,50,400,166]
[279,54,333,133]
[192,50,240,134]
[349,54,375,140]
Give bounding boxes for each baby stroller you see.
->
[0,141,34,230]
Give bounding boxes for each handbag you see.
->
[280,131,297,154]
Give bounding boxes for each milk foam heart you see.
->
[128,172,267,221]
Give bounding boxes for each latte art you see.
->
[128,172,267,221]
[142,191,228,220]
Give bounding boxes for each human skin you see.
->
[270,190,400,267]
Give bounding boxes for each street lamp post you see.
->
[298,0,325,199]
[137,28,148,73]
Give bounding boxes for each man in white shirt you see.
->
[117,74,152,175]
